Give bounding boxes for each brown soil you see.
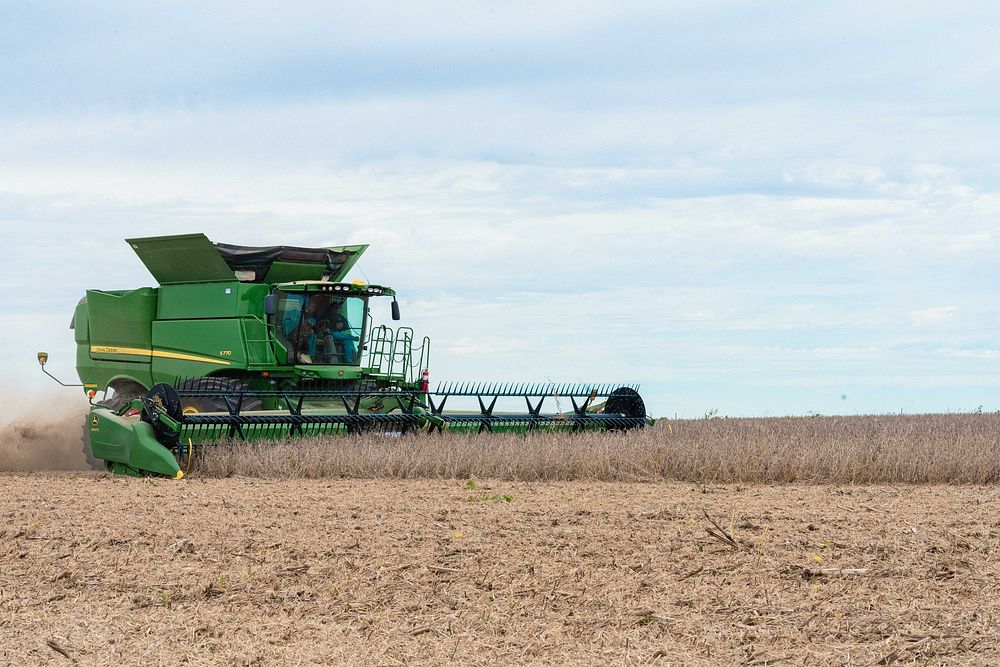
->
[2,474,998,665]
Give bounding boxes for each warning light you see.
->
[37,352,48,366]
[262,371,269,377]
[87,390,96,398]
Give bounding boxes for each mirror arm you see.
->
[36,352,84,388]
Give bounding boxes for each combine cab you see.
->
[39,233,652,477]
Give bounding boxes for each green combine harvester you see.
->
[38,233,651,478]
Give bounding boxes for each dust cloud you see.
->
[0,390,91,471]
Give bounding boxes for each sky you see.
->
[1,1,998,418]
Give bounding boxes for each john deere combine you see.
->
[38,233,650,477]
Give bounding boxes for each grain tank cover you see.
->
[127,234,235,284]
[126,233,368,284]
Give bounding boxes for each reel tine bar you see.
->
[431,381,640,398]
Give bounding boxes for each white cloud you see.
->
[911,306,958,328]
[939,347,1000,361]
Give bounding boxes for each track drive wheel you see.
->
[176,377,262,414]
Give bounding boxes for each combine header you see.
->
[38,233,651,478]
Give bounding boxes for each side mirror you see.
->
[391,299,401,321]
[263,293,277,316]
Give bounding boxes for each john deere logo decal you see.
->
[91,415,99,426]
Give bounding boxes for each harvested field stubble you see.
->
[1,475,999,665]
[193,413,1000,484]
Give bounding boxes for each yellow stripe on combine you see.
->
[89,345,232,366]
[151,349,232,366]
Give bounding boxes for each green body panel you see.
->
[87,288,157,353]
[73,301,141,390]
[127,233,235,284]
[151,319,249,373]
[77,288,157,390]
[75,360,154,394]
[288,364,367,381]
[157,282,268,320]
[72,301,89,344]
[88,407,182,478]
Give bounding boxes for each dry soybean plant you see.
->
[190,412,1000,483]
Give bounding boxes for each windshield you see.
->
[273,291,366,365]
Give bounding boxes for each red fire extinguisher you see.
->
[420,369,429,394]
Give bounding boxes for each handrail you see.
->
[367,325,395,375]
[363,325,428,383]
[390,328,413,381]
[412,336,431,382]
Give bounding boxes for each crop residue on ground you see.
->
[1,475,998,665]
